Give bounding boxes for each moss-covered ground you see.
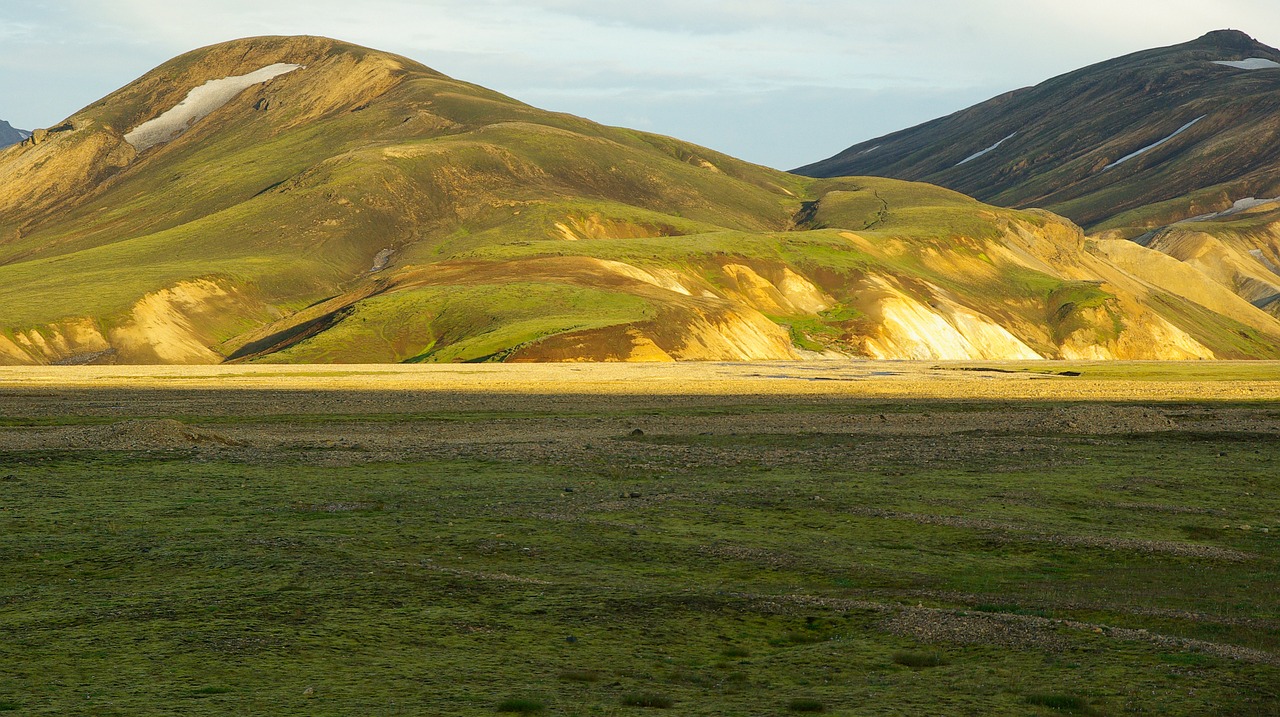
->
[0,371,1276,715]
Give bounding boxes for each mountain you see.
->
[0,120,31,148]
[1133,198,1280,319]
[796,30,1280,233]
[797,29,1280,327]
[2,35,1279,365]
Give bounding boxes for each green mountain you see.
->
[0,120,30,148]
[796,30,1280,232]
[2,35,1279,364]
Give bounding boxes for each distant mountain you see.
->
[797,30,1280,233]
[797,30,1280,323]
[1,36,1278,365]
[0,120,31,148]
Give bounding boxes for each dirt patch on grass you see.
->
[745,593,1280,666]
[68,419,244,450]
[1032,404,1178,433]
[934,607,1277,665]
[882,607,1072,652]
[848,507,1257,561]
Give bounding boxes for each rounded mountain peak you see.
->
[83,35,444,137]
[162,35,435,76]
[1193,29,1262,51]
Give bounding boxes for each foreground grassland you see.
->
[0,363,1277,715]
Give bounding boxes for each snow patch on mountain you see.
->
[956,133,1016,166]
[125,63,303,151]
[1213,58,1280,70]
[1186,197,1280,222]
[1104,116,1206,171]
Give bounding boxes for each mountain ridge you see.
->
[797,29,1280,325]
[796,30,1280,231]
[0,120,31,148]
[2,35,1279,365]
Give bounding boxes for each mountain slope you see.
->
[797,30,1280,330]
[0,120,31,148]
[1133,200,1280,319]
[796,30,1280,233]
[2,35,1279,364]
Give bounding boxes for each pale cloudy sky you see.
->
[2,0,1279,168]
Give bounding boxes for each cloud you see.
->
[4,0,1280,166]
[0,20,40,41]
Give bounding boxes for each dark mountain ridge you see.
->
[796,30,1280,233]
[0,119,31,148]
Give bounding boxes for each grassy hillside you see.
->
[2,35,1279,364]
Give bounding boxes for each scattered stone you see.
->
[1032,405,1177,434]
[293,502,378,513]
[67,419,245,450]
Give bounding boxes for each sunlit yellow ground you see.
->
[0,361,1276,401]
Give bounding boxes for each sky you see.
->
[2,1,1279,169]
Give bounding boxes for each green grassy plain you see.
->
[0,364,1277,715]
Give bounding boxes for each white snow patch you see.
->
[859,145,881,155]
[1103,116,1205,171]
[1213,58,1280,70]
[956,133,1016,166]
[1186,196,1280,222]
[124,63,303,151]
